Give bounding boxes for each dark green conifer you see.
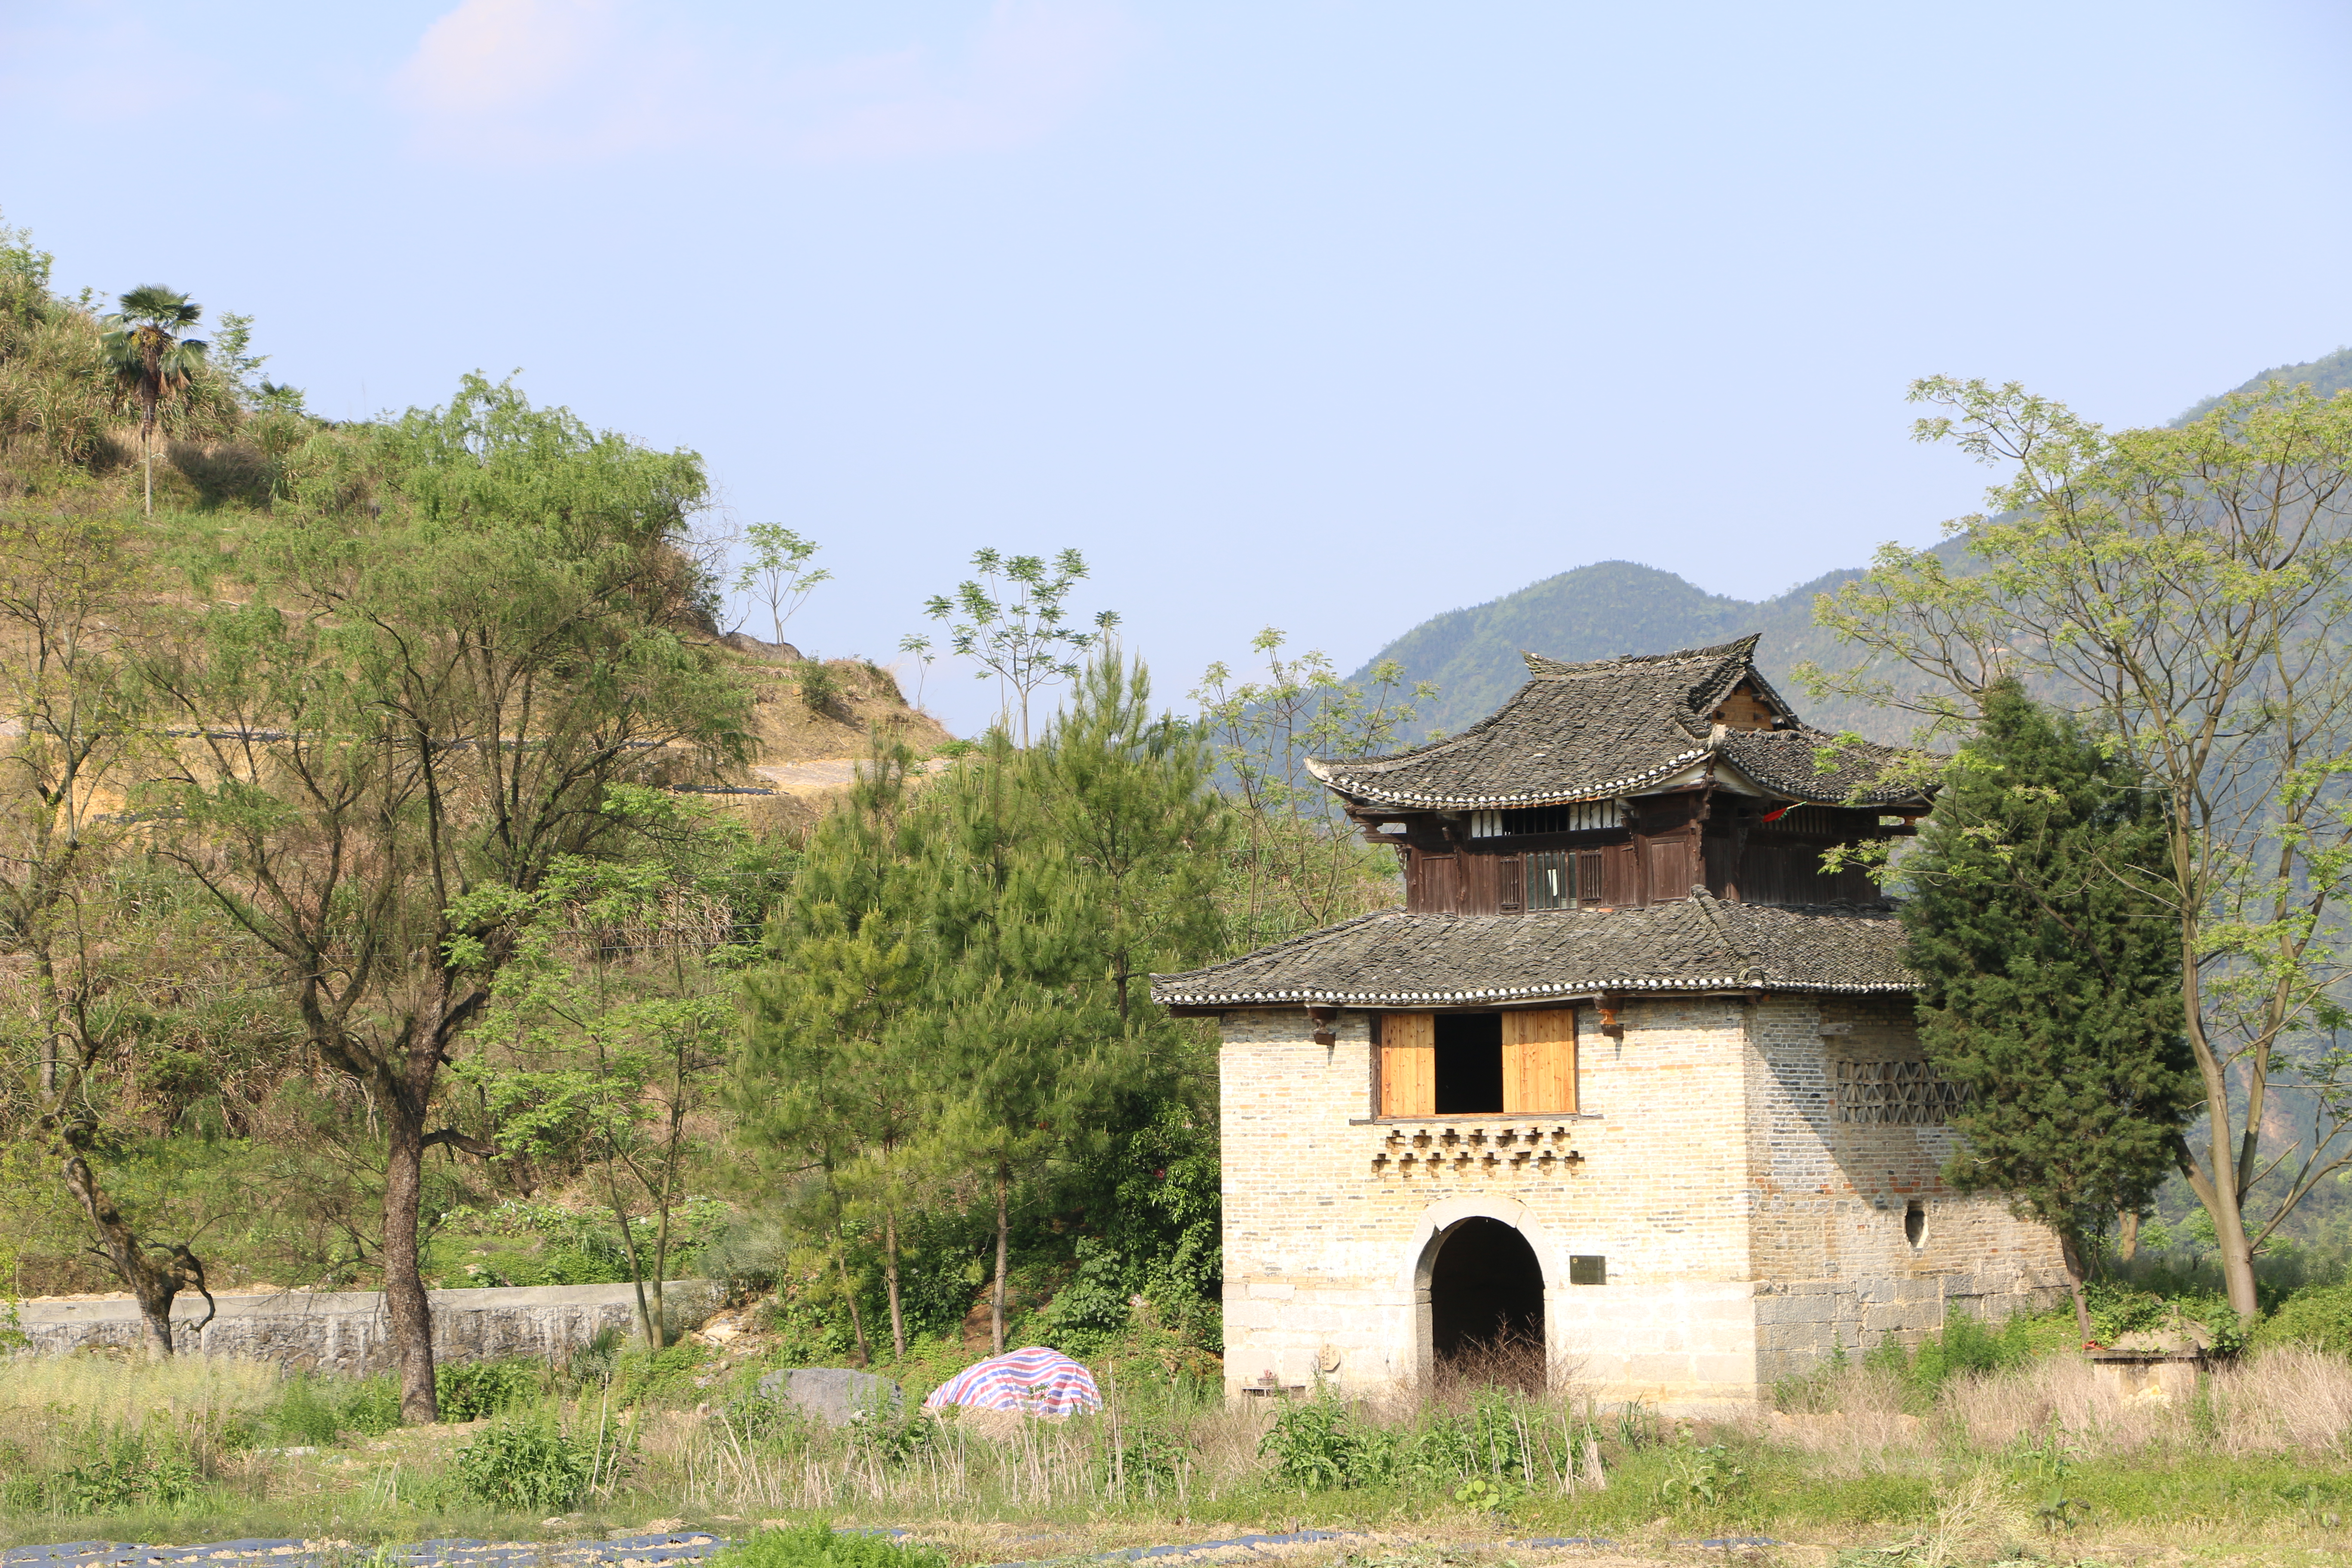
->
[1901,681,2195,1343]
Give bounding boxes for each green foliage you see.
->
[1654,1432,1746,1510]
[609,1341,710,1408]
[1193,628,1425,950]
[435,1357,546,1422]
[1259,1395,1381,1491]
[451,1413,591,1510]
[1815,374,2352,1317]
[733,524,829,647]
[1901,681,2194,1314]
[707,1525,948,1568]
[2254,1281,2352,1355]
[796,660,844,715]
[922,545,1118,744]
[257,1373,401,1446]
[54,1429,202,1513]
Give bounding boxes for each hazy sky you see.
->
[6,1,2351,735]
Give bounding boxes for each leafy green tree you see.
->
[456,834,738,1351]
[923,547,1118,745]
[738,731,933,1360]
[732,524,828,648]
[99,285,208,516]
[0,504,220,1355]
[1192,629,1429,950]
[146,376,750,1418]
[1809,376,2352,1321]
[1899,681,2196,1342]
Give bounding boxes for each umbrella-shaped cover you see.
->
[921,1346,1103,1417]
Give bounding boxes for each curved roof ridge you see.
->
[1520,632,1761,680]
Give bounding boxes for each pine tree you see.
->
[1901,681,2196,1343]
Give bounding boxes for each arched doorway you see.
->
[1428,1216,1546,1387]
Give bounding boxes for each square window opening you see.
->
[1434,1012,1504,1113]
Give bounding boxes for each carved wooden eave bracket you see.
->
[1596,993,1625,1038]
[1306,1005,1339,1046]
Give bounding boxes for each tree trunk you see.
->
[2058,1231,2095,1346]
[55,1121,179,1357]
[835,1243,870,1366]
[992,1163,1009,1354]
[382,1089,438,1423]
[2116,1210,2139,1265]
[884,1206,906,1360]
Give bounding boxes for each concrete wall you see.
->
[15,1281,721,1374]
[1219,995,2066,1413]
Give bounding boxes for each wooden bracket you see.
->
[1306,1005,1339,1046]
[1596,995,1624,1039]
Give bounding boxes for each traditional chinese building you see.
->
[1150,636,2062,1410]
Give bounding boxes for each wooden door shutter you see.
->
[1502,1008,1578,1113]
[1379,1011,1436,1116]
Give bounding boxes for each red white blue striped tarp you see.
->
[921,1346,1102,1417]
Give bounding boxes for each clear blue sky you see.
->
[6,1,2350,736]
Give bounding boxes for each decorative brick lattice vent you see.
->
[1372,1122,1583,1179]
[1835,1060,1969,1124]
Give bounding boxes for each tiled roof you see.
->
[1304,634,1932,810]
[1148,891,1913,1008]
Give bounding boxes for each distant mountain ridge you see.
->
[1353,348,2352,744]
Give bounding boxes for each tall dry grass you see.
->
[0,1352,284,1483]
[1748,1344,2352,1469]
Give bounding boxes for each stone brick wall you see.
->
[1220,992,2064,1412]
[14,1281,721,1373]
[1746,994,2063,1384]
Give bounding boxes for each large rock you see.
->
[756,1367,904,1426]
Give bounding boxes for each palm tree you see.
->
[99,285,207,517]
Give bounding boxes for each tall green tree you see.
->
[1809,376,2352,1321]
[98,285,208,517]
[1900,681,2196,1341]
[739,731,933,1360]
[147,376,749,1419]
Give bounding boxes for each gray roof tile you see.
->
[1149,891,1913,1008]
[1304,634,1931,809]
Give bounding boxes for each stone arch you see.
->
[1397,1196,1573,1386]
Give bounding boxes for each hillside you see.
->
[1352,347,2352,743]
[1353,558,1910,742]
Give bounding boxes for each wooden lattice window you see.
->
[1834,1060,1969,1124]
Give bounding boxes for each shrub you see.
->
[452,1415,591,1511]
[436,1357,545,1422]
[708,1524,949,1568]
[796,662,842,716]
[55,1430,202,1513]
[2257,1282,2352,1356]
[1258,1394,1399,1490]
[609,1341,708,1407]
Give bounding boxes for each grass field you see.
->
[5,1324,2352,1563]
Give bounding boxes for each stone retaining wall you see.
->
[14,1281,722,1375]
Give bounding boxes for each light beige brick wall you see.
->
[1219,992,2066,1411]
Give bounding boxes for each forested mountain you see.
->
[1351,559,1907,741]
[1351,348,2352,744]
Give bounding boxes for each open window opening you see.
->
[1430,1217,1546,1391]
[1436,1014,1504,1113]
[1378,1009,1578,1117]
[1904,1200,1926,1249]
